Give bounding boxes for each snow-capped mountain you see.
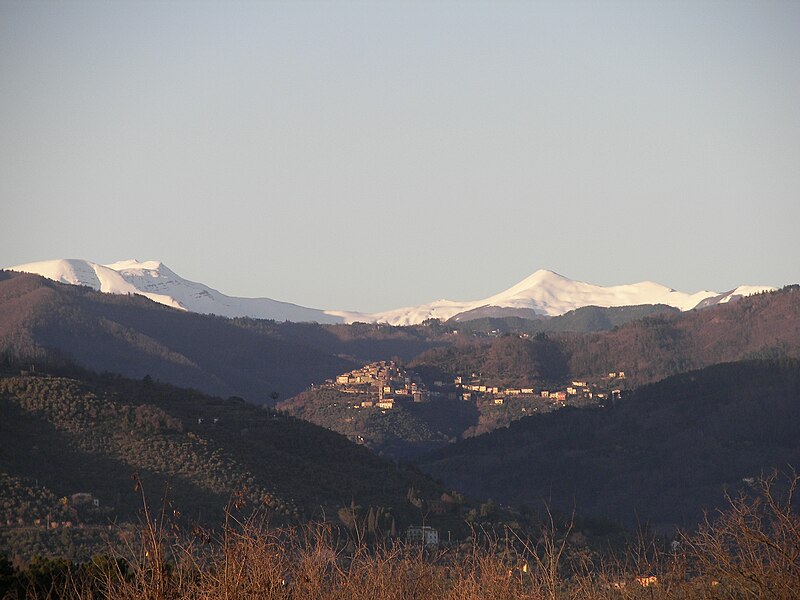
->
[6,260,775,326]
[7,259,346,324]
[334,269,776,326]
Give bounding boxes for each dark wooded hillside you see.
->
[417,359,800,529]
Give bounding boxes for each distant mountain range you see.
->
[7,259,774,326]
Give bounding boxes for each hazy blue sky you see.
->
[2,1,798,312]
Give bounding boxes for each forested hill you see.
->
[417,358,800,530]
[0,370,445,556]
[560,285,800,386]
[447,303,679,335]
[409,334,570,390]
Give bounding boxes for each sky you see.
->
[1,1,799,313]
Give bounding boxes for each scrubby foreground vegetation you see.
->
[2,473,798,599]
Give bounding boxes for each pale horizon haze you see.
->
[2,1,799,313]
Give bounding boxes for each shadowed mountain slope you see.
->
[417,359,800,529]
[0,272,454,402]
[0,371,444,531]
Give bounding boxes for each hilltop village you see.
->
[320,360,629,411]
[327,361,430,409]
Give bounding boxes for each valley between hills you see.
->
[0,268,799,595]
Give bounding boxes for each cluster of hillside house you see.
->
[453,374,626,405]
[324,362,628,410]
[325,361,430,409]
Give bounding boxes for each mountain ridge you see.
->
[9,258,345,324]
[7,258,775,325]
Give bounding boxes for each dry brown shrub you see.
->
[17,472,799,599]
[685,471,800,600]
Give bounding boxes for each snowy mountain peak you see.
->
[530,268,563,278]
[496,269,574,297]
[523,268,568,283]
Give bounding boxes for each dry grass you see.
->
[8,473,799,600]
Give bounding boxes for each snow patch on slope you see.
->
[9,259,185,309]
[692,285,775,310]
